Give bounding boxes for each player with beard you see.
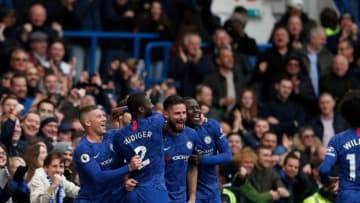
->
[162,95,199,203]
[74,105,141,203]
[113,92,169,203]
[320,90,360,203]
[184,97,232,203]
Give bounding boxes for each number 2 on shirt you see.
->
[134,146,150,170]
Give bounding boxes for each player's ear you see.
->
[84,118,91,127]
[138,106,144,114]
[163,111,168,119]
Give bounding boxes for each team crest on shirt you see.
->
[186,141,193,150]
[80,154,90,163]
[204,136,212,144]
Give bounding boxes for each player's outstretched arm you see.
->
[128,155,142,171]
[74,147,141,183]
[200,121,232,165]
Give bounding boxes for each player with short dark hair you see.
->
[113,93,169,203]
[184,97,232,203]
[74,105,141,203]
[162,95,199,203]
[319,90,360,202]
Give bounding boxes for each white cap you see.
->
[287,0,304,10]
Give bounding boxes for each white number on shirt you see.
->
[134,146,150,170]
[346,153,356,181]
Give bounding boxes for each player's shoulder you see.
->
[148,112,164,122]
[184,126,197,134]
[74,137,94,157]
[153,113,165,126]
[103,129,118,140]
[198,118,218,133]
[114,125,133,136]
[328,129,355,148]
[335,128,356,141]
[203,118,219,127]
[204,119,225,136]
[183,127,198,139]
[106,128,118,135]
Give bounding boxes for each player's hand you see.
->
[200,105,209,115]
[329,177,339,194]
[125,178,138,191]
[128,155,142,171]
[188,153,202,166]
[200,114,207,123]
[111,106,127,125]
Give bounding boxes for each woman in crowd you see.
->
[23,140,48,182]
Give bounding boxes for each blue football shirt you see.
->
[164,127,199,203]
[193,119,232,200]
[113,113,166,187]
[320,128,360,192]
[74,131,129,202]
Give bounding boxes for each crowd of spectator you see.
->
[0,0,359,202]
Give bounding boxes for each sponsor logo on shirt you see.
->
[172,155,190,161]
[100,158,113,166]
[196,148,214,155]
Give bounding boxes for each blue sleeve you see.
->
[109,129,121,151]
[109,130,127,168]
[319,137,338,184]
[200,120,232,165]
[74,144,130,183]
[150,112,165,127]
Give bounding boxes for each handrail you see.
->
[63,31,159,73]
[144,41,173,88]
